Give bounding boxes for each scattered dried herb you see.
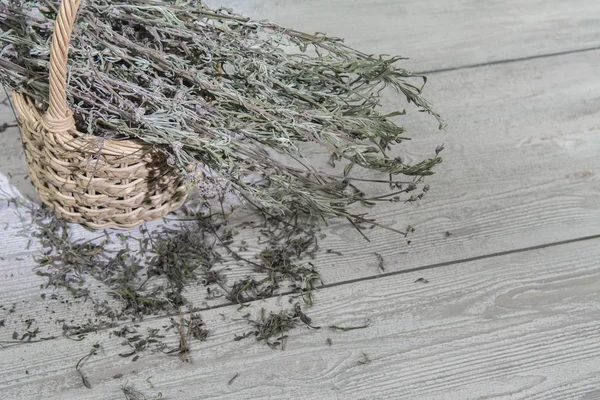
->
[63,320,117,341]
[121,384,163,400]
[357,352,371,366]
[227,372,240,386]
[329,320,371,332]
[116,326,166,358]
[162,310,207,362]
[76,343,101,389]
[374,252,385,272]
[238,303,318,350]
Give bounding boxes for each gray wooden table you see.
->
[1,1,599,399]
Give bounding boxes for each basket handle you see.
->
[45,0,82,124]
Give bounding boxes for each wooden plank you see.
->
[0,2,598,398]
[1,238,599,399]
[206,0,600,72]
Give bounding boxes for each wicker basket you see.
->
[12,0,188,230]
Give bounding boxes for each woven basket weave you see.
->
[12,0,188,230]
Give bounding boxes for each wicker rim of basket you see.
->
[11,0,190,230]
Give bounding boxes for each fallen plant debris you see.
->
[236,303,319,350]
[114,325,167,359]
[0,315,57,345]
[329,320,372,332]
[0,334,57,347]
[227,372,240,386]
[63,320,118,341]
[121,383,163,400]
[357,352,371,366]
[163,310,208,362]
[76,342,102,389]
[4,195,321,318]
[0,121,17,133]
[374,252,385,272]
[1,192,332,356]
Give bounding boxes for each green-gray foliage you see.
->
[0,0,443,224]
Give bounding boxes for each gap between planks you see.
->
[206,0,600,73]
[418,44,600,75]
[320,233,600,291]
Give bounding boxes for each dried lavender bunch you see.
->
[0,0,443,224]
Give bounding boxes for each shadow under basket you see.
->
[12,93,188,230]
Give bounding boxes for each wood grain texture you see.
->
[1,239,599,399]
[206,0,600,72]
[1,1,600,399]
